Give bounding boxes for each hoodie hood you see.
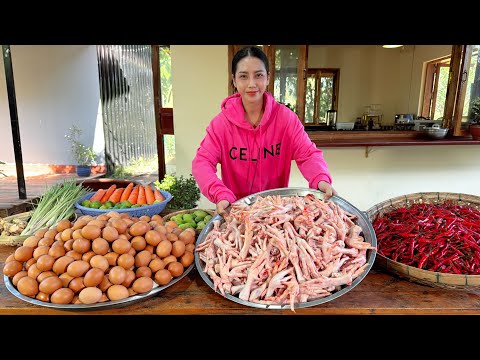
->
[220,92,276,130]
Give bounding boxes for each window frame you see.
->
[304,68,340,126]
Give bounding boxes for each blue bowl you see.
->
[74,190,172,218]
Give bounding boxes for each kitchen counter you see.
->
[2,245,480,315]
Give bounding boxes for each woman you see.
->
[192,46,336,216]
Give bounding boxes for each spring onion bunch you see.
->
[21,179,91,235]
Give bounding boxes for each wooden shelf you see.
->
[308,131,480,147]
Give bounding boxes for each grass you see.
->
[111,156,159,179]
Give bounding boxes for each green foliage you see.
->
[110,156,159,179]
[154,174,200,210]
[65,125,96,166]
[470,97,480,123]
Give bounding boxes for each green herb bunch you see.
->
[154,174,200,210]
[65,125,97,166]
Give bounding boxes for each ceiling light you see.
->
[382,45,403,49]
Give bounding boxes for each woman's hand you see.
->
[318,181,337,200]
[216,199,231,217]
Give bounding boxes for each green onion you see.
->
[21,179,91,235]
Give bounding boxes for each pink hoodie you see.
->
[192,92,332,204]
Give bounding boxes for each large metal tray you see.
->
[4,263,194,311]
[194,187,377,310]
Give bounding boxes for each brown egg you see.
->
[60,228,74,241]
[104,252,119,266]
[63,239,75,251]
[106,210,121,219]
[110,218,128,234]
[72,238,91,254]
[167,261,184,278]
[145,230,162,246]
[65,250,82,261]
[48,245,66,260]
[166,233,179,243]
[27,263,42,280]
[165,220,178,229]
[111,238,131,254]
[79,287,103,304]
[171,241,186,258]
[129,221,150,237]
[34,228,48,238]
[36,270,56,283]
[59,272,74,287]
[162,255,177,267]
[33,245,50,260]
[98,293,110,302]
[179,230,195,245]
[3,260,23,277]
[108,266,127,285]
[180,251,194,267]
[139,215,151,223]
[25,258,36,271]
[23,235,41,248]
[156,240,172,258]
[96,214,109,222]
[102,226,119,242]
[121,269,136,288]
[92,238,110,255]
[117,253,135,270]
[154,225,167,235]
[66,260,90,277]
[88,219,107,228]
[72,229,84,240]
[151,214,163,223]
[52,255,75,275]
[17,276,39,297]
[107,284,129,301]
[135,266,152,279]
[172,227,183,237]
[135,250,152,268]
[43,229,58,240]
[132,276,154,294]
[127,247,137,256]
[89,255,109,272]
[36,291,50,302]
[50,287,74,304]
[98,274,113,292]
[5,254,15,263]
[154,269,172,286]
[81,225,102,240]
[83,267,105,287]
[39,276,63,294]
[14,245,34,263]
[185,243,195,253]
[82,250,96,263]
[12,270,28,286]
[54,232,63,241]
[69,277,86,293]
[149,258,165,273]
[144,244,154,255]
[71,295,81,304]
[56,219,72,232]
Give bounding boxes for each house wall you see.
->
[0,45,104,165]
[172,45,480,211]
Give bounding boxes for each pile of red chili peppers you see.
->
[373,201,480,274]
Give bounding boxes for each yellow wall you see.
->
[173,45,480,211]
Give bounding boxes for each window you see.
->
[421,57,450,120]
[304,69,339,125]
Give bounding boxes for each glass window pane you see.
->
[318,76,333,122]
[464,45,480,122]
[434,67,449,120]
[304,76,315,123]
[274,46,299,111]
[159,46,173,108]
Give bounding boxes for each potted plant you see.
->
[65,125,97,177]
[469,97,480,140]
[153,174,200,212]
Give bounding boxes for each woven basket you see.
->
[0,212,32,247]
[162,208,215,235]
[366,192,480,290]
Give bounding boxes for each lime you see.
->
[104,201,114,208]
[204,215,212,222]
[121,200,132,208]
[81,199,91,207]
[196,221,206,230]
[131,204,141,208]
[91,200,103,209]
[193,210,208,219]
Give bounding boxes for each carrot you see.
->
[90,189,106,202]
[127,185,140,205]
[100,184,117,203]
[144,185,155,205]
[137,185,147,205]
[120,182,134,202]
[154,188,166,202]
[108,188,124,204]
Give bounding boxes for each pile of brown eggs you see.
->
[2,212,195,305]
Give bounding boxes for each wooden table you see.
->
[2,245,480,315]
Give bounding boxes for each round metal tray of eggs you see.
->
[2,212,195,309]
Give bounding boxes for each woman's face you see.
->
[233,56,270,106]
